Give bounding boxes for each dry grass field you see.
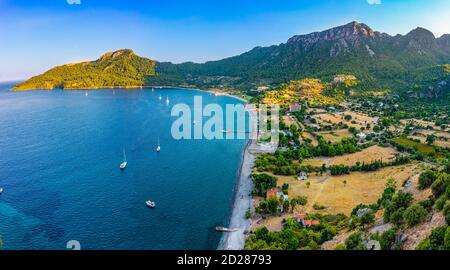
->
[301,131,319,146]
[312,111,378,132]
[401,119,449,132]
[331,145,399,166]
[434,140,450,148]
[302,146,399,167]
[318,129,354,143]
[275,163,422,215]
[434,131,450,139]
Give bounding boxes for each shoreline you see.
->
[218,105,273,250]
[217,136,256,250]
[10,85,250,103]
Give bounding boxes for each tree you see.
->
[426,134,436,145]
[379,227,398,250]
[290,199,298,212]
[296,196,308,206]
[245,208,251,219]
[257,198,279,215]
[345,232,364,250]
[403,204,428,227]
[431,173,450,198]
[444,202,450,225]
[360,211,375,229]
[344,115,352,121]
[252,174,277,196]
[389,207,405,225]
[418,170,437,190]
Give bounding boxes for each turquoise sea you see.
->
[0,82,248,250]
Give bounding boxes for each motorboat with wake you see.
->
[120,149,127,170]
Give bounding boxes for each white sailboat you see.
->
[120,149,127,170]
[159,95,162,101]
[85,91,89,97]
[165,96,170,105]
[0,187,3,194]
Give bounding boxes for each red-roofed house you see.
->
[266,188,279,199]
[304,220,312,227]
[311,220,320,226]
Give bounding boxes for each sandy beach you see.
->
[218,138,255,250]
[218,106,276,250]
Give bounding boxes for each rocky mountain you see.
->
[15,22,450,97]
[13,49,156,90]
[148,21,450,95]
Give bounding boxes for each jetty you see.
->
[216,227,239,233]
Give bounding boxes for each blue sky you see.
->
[1,0,450,81]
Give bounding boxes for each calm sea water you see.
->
[0,83,248,250]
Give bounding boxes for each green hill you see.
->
[148,22,450,96]
[13,49,156,90]
[14,22,450,98]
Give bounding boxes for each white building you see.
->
[298,171,308,181]
[357,133,367,141]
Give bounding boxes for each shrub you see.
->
[418,170,437,190]
[360,211,375,229]
[345,232,364,250]
[403,204,428,227]
[435,196,447,211]
[245,208,251,219]
[429,226,447,250]
[379,227,398,250]
[431,173,450,198]
[390,207,405,225]
[444,202,450,225]
[313,204,326,210]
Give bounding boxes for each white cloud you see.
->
[67,0,81,4]
[367,0,382,5]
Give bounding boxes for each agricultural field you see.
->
[302,145,399,167]
[393,137,437,156]
[312,111,378,132]
[301,131,319,146]
[317,129,354,143]
[330,145,399,166]
[276,163,422,215]
[401,119,449,132]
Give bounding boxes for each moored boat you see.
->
[146,200,156,208]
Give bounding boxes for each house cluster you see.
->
[266,188,289,212]
[296,213,320,228]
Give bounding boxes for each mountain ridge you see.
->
[14,22,450,95]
